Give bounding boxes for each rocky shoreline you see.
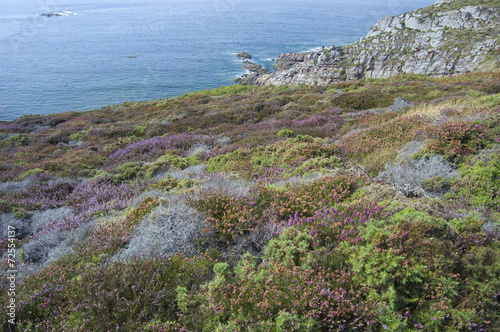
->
[236,0,499,86]
[234,52,271,85]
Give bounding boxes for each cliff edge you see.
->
[254,0,499,86]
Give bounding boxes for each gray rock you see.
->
[235,60,271,85]
[256,2,499,86]
[236,52,252,59]
[387,97,412,112]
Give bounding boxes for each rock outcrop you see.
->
[235,52,271,85]
[252,0,499,86]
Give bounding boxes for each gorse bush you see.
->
[445,156,500,212]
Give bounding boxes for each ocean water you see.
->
[0,0,436,121]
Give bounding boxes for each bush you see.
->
[113,196,204,261]
[331,89,393,110]
[424,119,492,163]
[0,134,29,147]
[22,220,95,266]
[270,173,362,220]
[190,190,258,245]
[445,156,500,211]
[277,129,294,137]
[378,155,459,197]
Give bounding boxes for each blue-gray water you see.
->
[0,0,436,121]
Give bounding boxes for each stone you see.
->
[252,1,499,86]
[236,52,252,59]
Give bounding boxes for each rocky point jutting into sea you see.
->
[237,0,499,86]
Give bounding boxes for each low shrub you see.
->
[378,155,459,197]
[0,134,29,148]
[424,119,492,163]
[114,196,204,261]
[445,156,500,212]
[331,89,393,110]
[190,190,259,245]
[270,173,362,221]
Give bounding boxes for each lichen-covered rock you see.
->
[253,0,499,86]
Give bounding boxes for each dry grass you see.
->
[360,147,398,177]
[406,100,459,119]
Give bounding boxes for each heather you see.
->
[0,72,499,331]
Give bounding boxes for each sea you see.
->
[0,0,436,121]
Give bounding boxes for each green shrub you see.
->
[445,157,500,211]
[422,175,454,193]
[277,129,294,137]
[133,124,148,137]
[331,89,393,110]
[143,154,200,178]
[114,162,143,182]
[1,134,29,147]
[264,227,314,269]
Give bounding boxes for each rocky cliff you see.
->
[254,0,499,86]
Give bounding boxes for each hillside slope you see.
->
[1,72,499,331]
[252,0,499,85]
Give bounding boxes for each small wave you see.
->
[304,46,324,53]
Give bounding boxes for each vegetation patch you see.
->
[1,72,500,331]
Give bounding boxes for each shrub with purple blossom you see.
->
[106,134,214,165]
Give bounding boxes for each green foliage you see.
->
[264,227,314,269]
[346,208,500,330]
[277,129,294,137]
[182,84,253,97]
[143,153,200,178]
[1,134,29,147]
[422,175,454,193]
[134,124,148,137]
[445,157,500,211]
[13,206,31,219]
[207,135,342,179]
[331,89,393,110]
[114,162,143,182]
[69,130,88,141]
[234,252,257,278]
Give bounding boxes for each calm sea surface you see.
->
[0,0,435,121]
